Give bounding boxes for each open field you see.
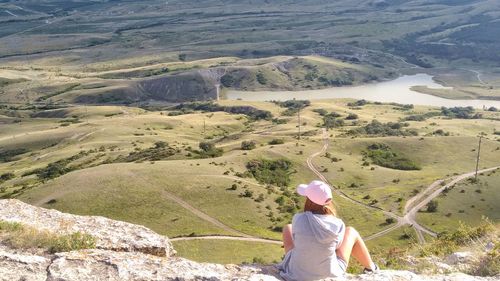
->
[1,99,498,263]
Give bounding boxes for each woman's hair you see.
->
[304,197,337,216]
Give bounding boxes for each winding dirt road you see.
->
[309,129,499,243]
[165,129,499,245]
[30,127,498,246]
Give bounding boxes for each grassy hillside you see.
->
[1,0,499,104]
[417,169,500,234]
[0,55,393,104]
[1,100,499,264]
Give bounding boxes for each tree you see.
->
[345,113,359,120]
[268,139,284,145]
[221,74,235,87]
[256,72,267,85]
[0,172,15,181]
[426,200,438,212]
[178,53,187,61]
[198,141,223,158]
[241,140,256,150]
[199,141,215,152]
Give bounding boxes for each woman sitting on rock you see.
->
[278,180,378,280]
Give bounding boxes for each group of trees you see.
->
[117,141,177,162]
[198,142,223,158]
[441,106,481,119]
[364,143,421,170]
[246,159,292,187]
[349,120,418,137]
[173,102,273,121]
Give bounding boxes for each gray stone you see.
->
[446,252,475,265]
[0,249,50,281]
[0,199,174,257]
[47,249,280,281]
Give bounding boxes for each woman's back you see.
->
[279,212,346,281]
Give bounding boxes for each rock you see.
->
[485,241,495,252]
[0,249,50,281]
[0,199,497,281]
[445,251,478,272]
[45,251,500,281]
[446,252,475,265]
[0,199,174,257]
[47,249,281,281]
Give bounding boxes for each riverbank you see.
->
[226,74,500,109]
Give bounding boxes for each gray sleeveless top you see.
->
[278,212,346,281]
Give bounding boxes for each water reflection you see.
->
[226,74,500,109]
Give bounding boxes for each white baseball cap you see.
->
[297,180,333,205]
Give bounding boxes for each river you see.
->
[226,74,500,109]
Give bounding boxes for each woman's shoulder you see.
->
[318,214,344,225]
[293,212,344,224]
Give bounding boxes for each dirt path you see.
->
[308,129,499,244]
[199,174,266,189]
[306,129,403,222]
[404,166,500,231]
[158,189,252,238]
[466,69,486,85]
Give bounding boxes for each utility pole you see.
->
[85,105,89,124]
[203,116,206,136]
[297,107,301,141]
[474,135,483,180]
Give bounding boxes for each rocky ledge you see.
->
[0,200,497,281]
[0,199,174,257]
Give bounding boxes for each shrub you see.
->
[240,190,254,198]
[256,72,267,85]
[347,99,369,107]
[403,111,441,121]
[426,200,438,212]
[0,220,96,253]
[221,74,235,87]
[246,159,292,187]
[167,111,184,116]
[0,148,29,163]
[474,242,499,276]
[441,106,481,119]
[173,102,272,121]
[272,118,287,124]
[274,100,310,116]
[241,140,257,150]
[323,113,344,129]
[24,151,90,180]
[116,142,176,162]
[433,129,449,136]
[198,142,223,158]
[0,172,15,181]
[268,139,284,145]
[365,143,421,170]
[385,218,396,224]
[312,108,328,116]
[348,120,418,137]
[345,113,359,120]
[255,193,265,202]
[419,221,492,257]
